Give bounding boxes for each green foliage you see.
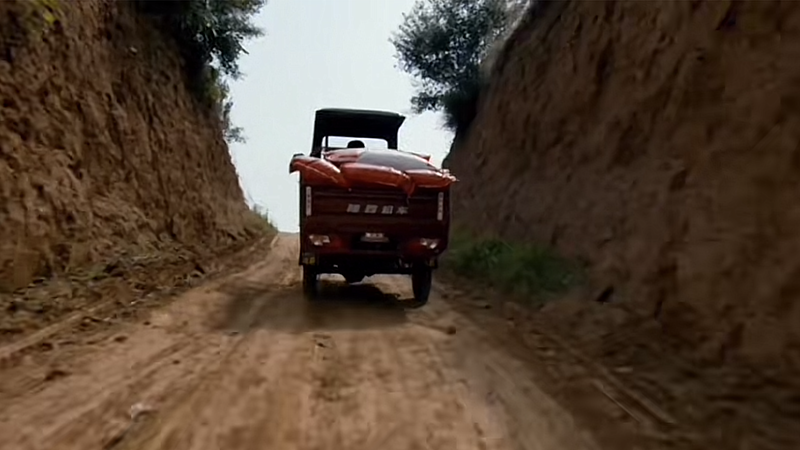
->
[391,0,508,134]
[444,230,584,305]
[33,0,60,28]
[208,70,246,144]
[19,0,62,37]
[133,0,266,143]
[134,0,265,81]
[222,100,246,144]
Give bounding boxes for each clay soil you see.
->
[0,234,794,450]
[448,0,800,375]
[0,0,257,292]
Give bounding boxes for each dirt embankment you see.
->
[0,1,266,335]
[448,0,800,385]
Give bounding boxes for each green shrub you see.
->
[212,72,246,144]
[7,0,63,41]
[444,230,584,305]
[32,0,61,29]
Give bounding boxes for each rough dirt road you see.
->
[0,234,612,450]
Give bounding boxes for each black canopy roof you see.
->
[311,108,406,156]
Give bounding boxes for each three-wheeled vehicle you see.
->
[290,108,454,305]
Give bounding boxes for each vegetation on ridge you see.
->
[133,0,267,144]
[247,204,278,237]
[391,0,510,137]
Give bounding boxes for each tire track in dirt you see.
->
[0,236,292,449]
[0,233,620,450]
[108,237,303,450]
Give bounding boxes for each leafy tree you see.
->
[391,0,509,135]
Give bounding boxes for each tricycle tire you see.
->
[411,267,432,305]
[302,265,318,298]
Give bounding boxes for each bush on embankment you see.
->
[443,230,585,306]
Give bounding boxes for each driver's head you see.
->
[346,140,365,149]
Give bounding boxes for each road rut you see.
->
[0,233,600,450]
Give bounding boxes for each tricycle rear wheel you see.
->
[302,265,318,298]
[411,267,432,305]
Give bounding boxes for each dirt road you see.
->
[0,233,611,450]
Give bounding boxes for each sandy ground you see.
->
[0,234,670,450]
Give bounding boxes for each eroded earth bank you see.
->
[0,0,266,340]
[446,1,800,449]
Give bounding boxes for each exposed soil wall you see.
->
[447,0,800,375]
[0,0,260,292]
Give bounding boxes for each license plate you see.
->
[361,232,389,243]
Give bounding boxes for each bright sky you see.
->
[227,0,452,232]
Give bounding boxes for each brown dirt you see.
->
[2,234,795,449]
[0,0,260,293]
[0,232,275,360]
[439,274,800,450]
[446,0,800,434]
[0,233,680,450]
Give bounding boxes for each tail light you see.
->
[405,238,441,254]
[308,234,330,246]
[308,234,346,249]
[419,238,440,250]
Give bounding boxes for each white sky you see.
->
[227,0,452,232]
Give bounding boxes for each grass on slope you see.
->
[443,230,584,306]
[246,204,278,237]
